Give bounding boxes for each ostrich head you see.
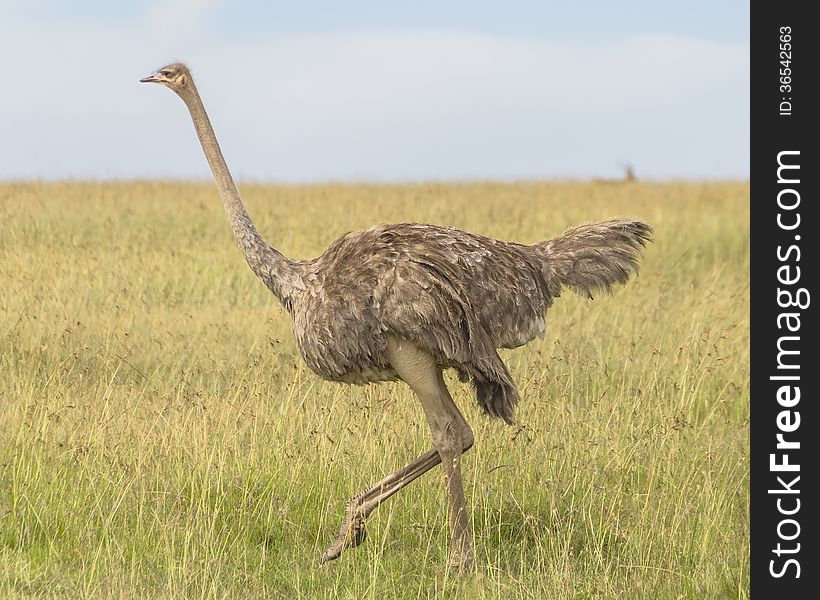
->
[140,63,192,95]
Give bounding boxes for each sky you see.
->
[0,1,749,182]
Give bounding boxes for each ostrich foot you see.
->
[319,500,368,564]
[448,544,475,571]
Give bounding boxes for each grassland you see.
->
[0,181,749,598]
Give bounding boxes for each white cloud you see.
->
[144,0,224,37]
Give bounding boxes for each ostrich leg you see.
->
[319,449,442,564]
[321,337,475,568]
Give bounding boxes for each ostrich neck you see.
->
[179,85,303,310]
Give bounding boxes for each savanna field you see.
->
[0,181,749,598]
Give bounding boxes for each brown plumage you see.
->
[141,63,652,569]
[291,220,651,424]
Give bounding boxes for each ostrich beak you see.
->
[140,72,161,83]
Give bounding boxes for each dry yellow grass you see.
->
[0,180,749,598]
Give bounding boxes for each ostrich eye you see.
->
[161,70,172,78]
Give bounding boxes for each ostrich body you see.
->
[141,63,652,568]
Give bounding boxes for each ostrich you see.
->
[592,161,637,184]
[140,63,652,569]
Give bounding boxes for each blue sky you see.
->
[0,1,749,181]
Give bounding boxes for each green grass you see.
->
[0,180,749,598]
